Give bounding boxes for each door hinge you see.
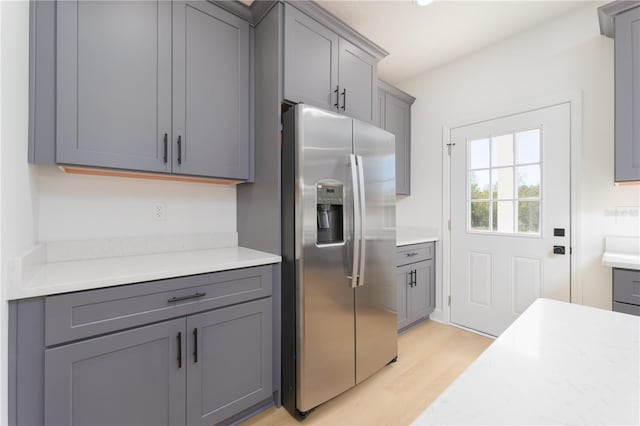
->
[448,219,451,231]
[446,142,456,156]
[448,295,451,306]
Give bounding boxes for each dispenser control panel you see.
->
[317,185,343,205]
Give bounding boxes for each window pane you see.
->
[516,129,540,164]
[470,201,490,231]
[517,165,541,198]
[493,201,514,233]
[469,138,490,169]
[491,167,514,200]
[470,170,490,200]
[491,134,513,167]
[518,201,540,233]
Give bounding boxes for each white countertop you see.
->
[397,227,439,246]
[7,246,281,300]
[413,299,640,425]
[602,236,640,271]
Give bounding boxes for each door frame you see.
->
[441,91,583,327]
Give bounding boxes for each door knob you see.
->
[553,245,566,255]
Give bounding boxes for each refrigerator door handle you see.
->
[349,154,361,288]
[356,155,367,287]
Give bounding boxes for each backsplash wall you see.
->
[37,166,237,242]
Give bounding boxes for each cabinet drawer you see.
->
[613,302,640,316]
[45,265,273,346]
[396,242,433,266]
[613,269,640,306]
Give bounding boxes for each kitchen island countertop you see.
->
[413,298,640,425]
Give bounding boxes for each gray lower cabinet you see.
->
[283,3,378,123]
[187,298,272,426]
[32,0,252,181]
[614,6,640,182]
[45,319,187,426]
[612,268,640,316]
[396,243,436,331]
[378,81,415,195]
[10,265,275,426]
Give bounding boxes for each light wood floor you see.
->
[243,320,492,426]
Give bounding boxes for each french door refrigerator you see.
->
[282,104,397,418]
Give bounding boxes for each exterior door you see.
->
[339,38,377,123]
[186,299,272,426]
[295,105,355,411]
[353,120,397,384]
[44,319,186,426]
[450,103,571,336]
[172,0,250,179]
[56,0,172,172]
[284,4,339,112]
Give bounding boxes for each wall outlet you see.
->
[152,202,166,221]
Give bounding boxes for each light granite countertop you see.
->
[7,234,281,300]
[413,299,640,425]
[602,235,640,271]
[396,227,439,247]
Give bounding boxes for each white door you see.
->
[450,103,571,336]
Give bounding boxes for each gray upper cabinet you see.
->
[172,0,250,180]
[338,38,377,123]
[56,0,172,173]
[283,4,339,112]
[378,81,415,195]
[32,0,252,181]
[614,6,640,182]
[45,318,187,426]
[283,3,384,123]
[186,298,272,426]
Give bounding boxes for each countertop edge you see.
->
[7,248,281,300]
[397,237,439,247]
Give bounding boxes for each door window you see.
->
[468,128,542,235]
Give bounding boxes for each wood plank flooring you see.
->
[242,320,492,426]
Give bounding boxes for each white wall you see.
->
[1,1,38,424]
[37,167,237,242]
[397,2,640,319]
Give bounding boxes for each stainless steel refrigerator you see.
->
[281,104,397,418]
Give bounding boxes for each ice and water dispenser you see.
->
[316,183,344,245]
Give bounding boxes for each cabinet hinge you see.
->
[448,295,451,306]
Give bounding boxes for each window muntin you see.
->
[467,128,542,236]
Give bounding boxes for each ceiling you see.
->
[314,0,595,84]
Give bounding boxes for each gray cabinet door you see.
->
[338,38,377,123]
[56,0,172,172]
[615,7,640,182]
[410,260,434,322]
[396,264,412,330]
[44,318,186,426]
[284,4,339,112]
[186,298,272,426]
[172,0,250,180]
[385,92,411,195]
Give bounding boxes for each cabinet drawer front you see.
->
[45,265,273,346]
[613,301,640,316]
[613,269,640,306]
[396,243,433,266]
